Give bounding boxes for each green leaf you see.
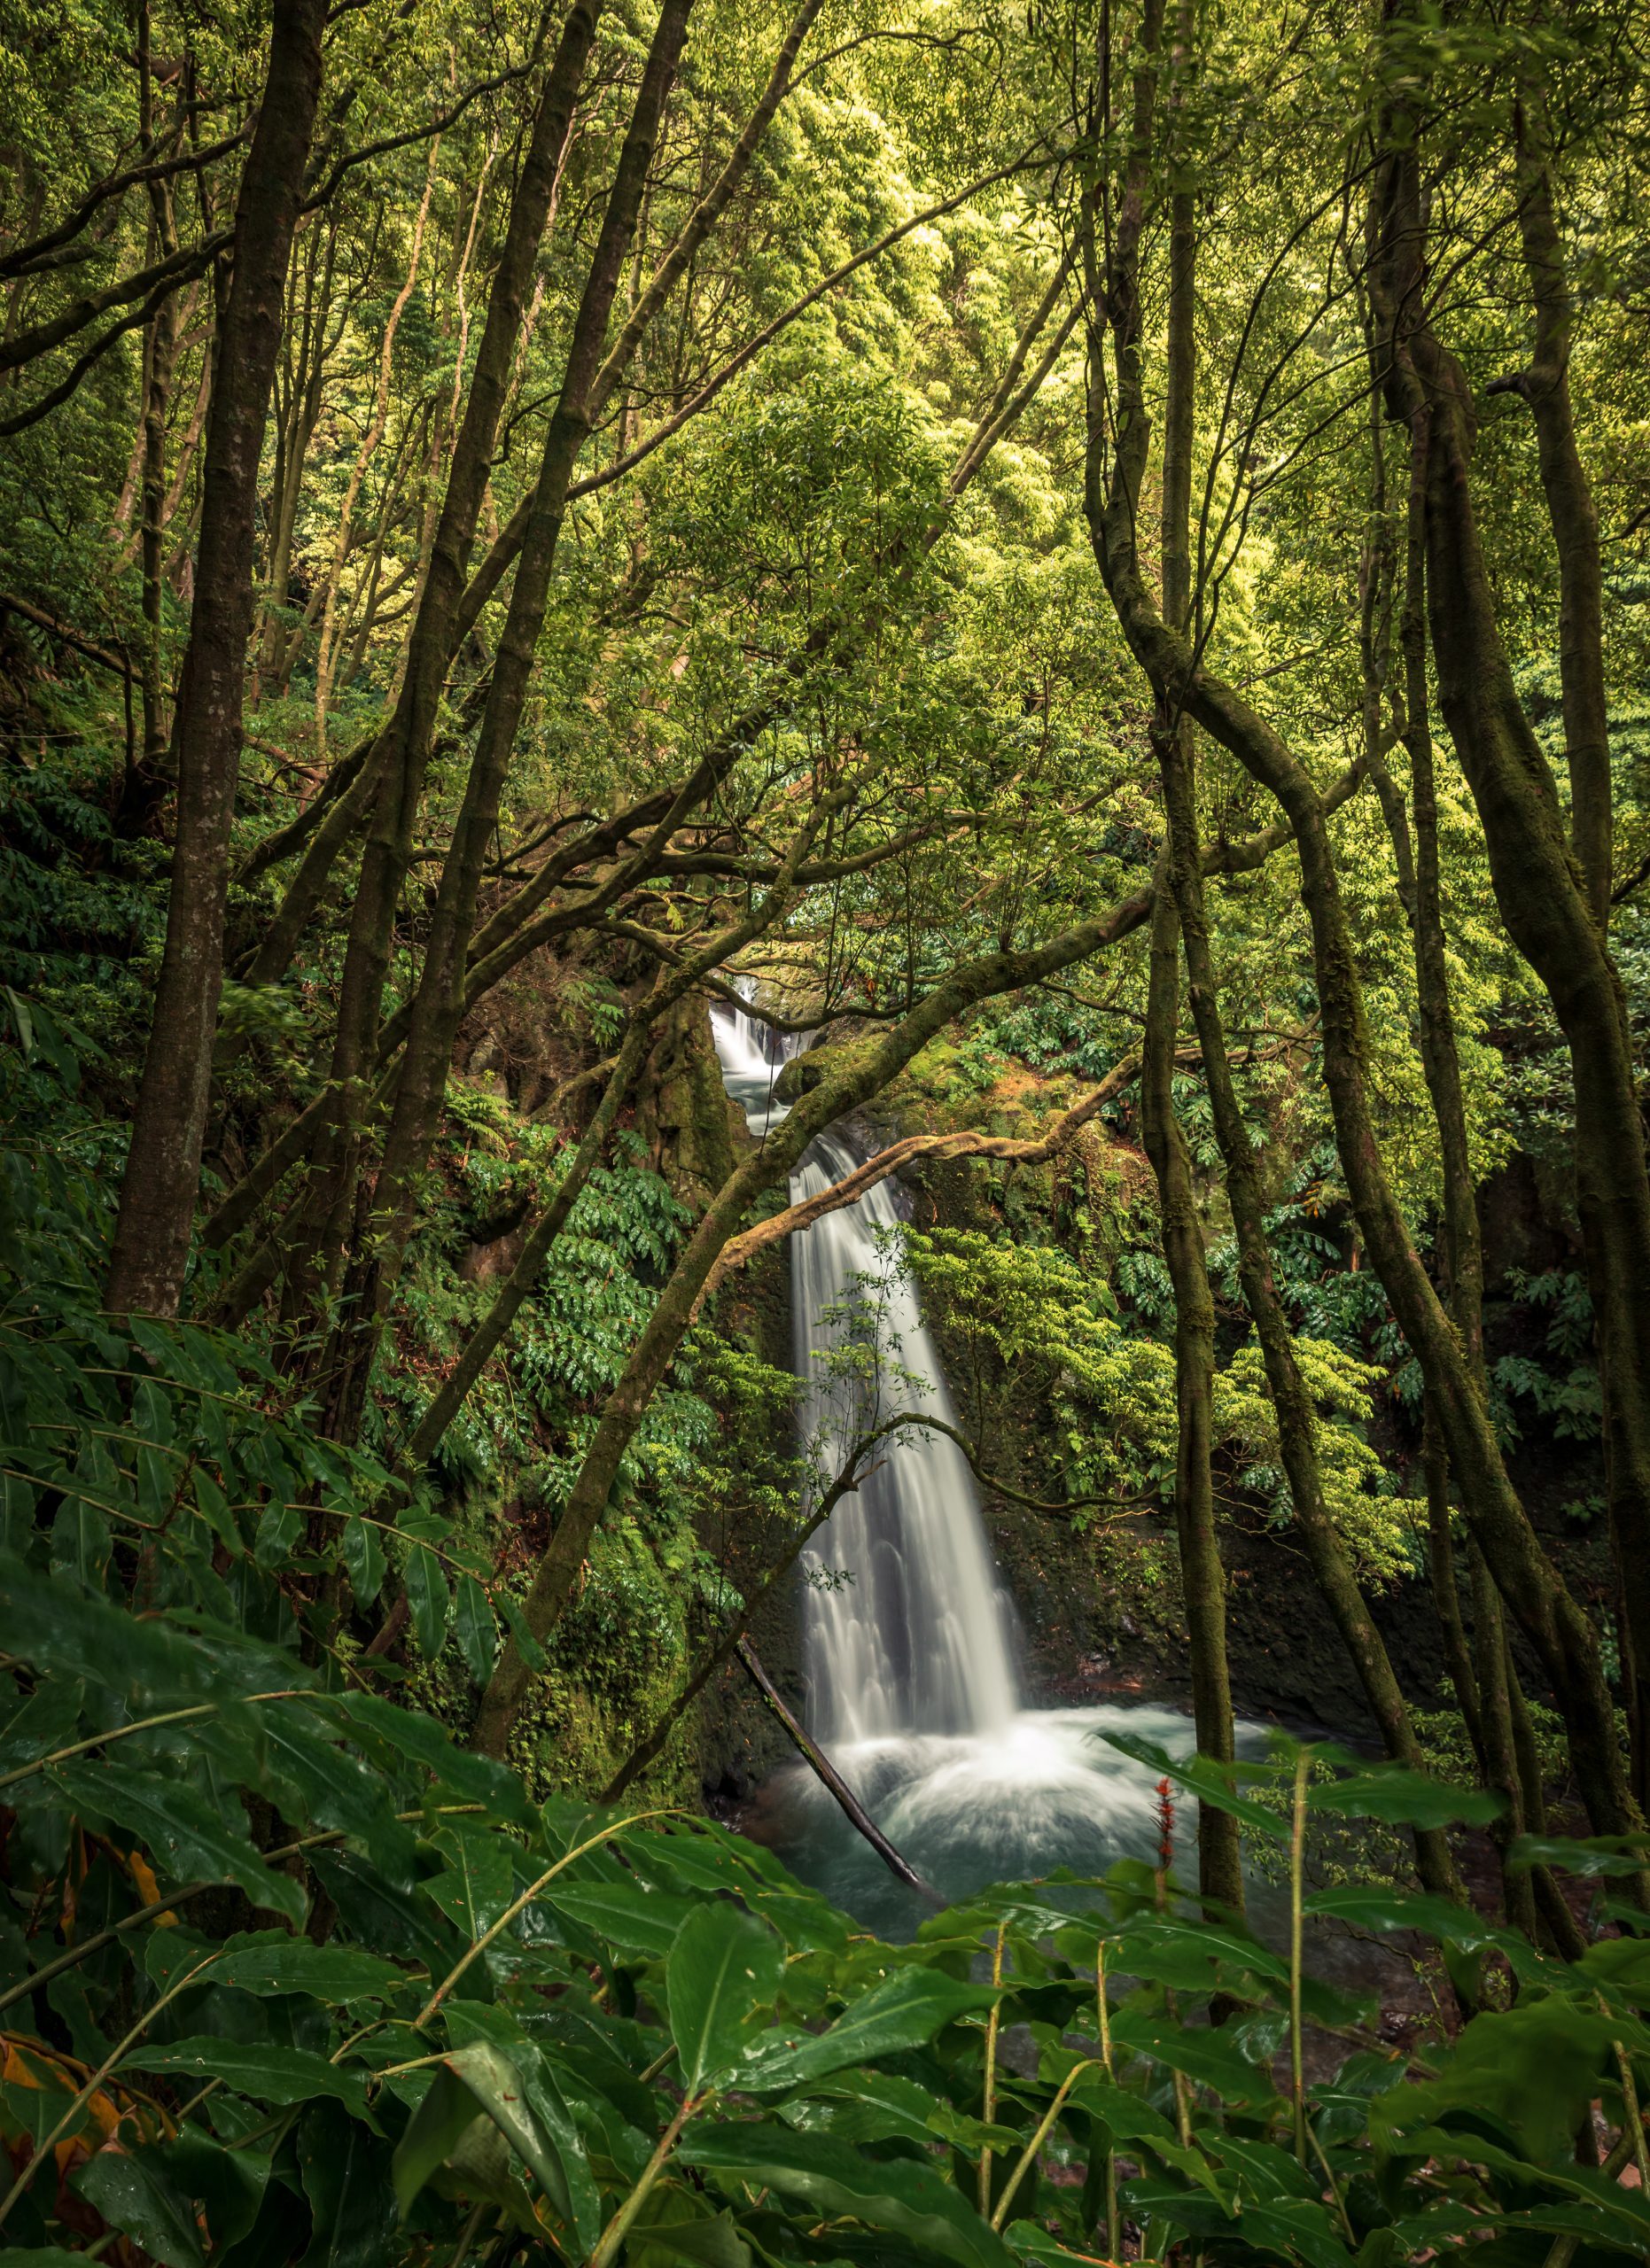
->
[121,2039,371,2117]
[341,1515,385,1608]
[0,1550,307,1706]
[1094,1731,1288,1839]
[161,2132,269,2255]
[253,1499,302,1570]
[49,1759,306,1924]
[1109,2005,1280,2104]
[193,1468,239,1551]
[145,1928,403,2003]
[298,2101,398,2268]
[424,1817,514,1938]
[547,1877,697,1961]
[393,2066,484,2216]
[521,2058,604,2251]
[495,1590,548,1672]
[0,1678,84,1776]
[667,1899,784,2094]
[627,2192,754,2267]
[1006,2223,1122,2265]
[393,2045,580,2231]
[1111,1913,1291,1989]
[333,1691,532,1826]
[683,2124,1018,2268]
[50,1486,110,1585]
[74,2143,206,2268]
[739,1963,994,2092]
[1509,1829,1650,1880]
[454,1574,495,1687]
[1304,1884,1549,1978]
[1371,1997,1621,2163]
[1309,1759,1502,1829]
[404,1542,451,1659]
[1579,1936,1650,2007]
[261,1700,415,1876]
[778,2068,1016,2152]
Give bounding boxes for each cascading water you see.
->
[709,988,1259,1930]
[790,1129,1019,1746]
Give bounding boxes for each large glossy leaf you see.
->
[144,1927,404,2003]
[122,2039,371,2117]
[333,1692,532,1825]
[158,2134,269,2254]
[48,1759,306,1924]
[297,2102,398,2268]
[682,2124,1018,2268]
[74,2143,206,2268]
[1510,1829,1650,1880]
[453,1573,495,1687]
[627,2192,755,2267]
[403,1542,451,1660]
[666,1900,783,2094]
[779,2068,1017,2153]
[340,1516,385,1608]
[1110,1913,1291,1988]
[393,2044,582,2233]
[739,1963,994,2092]
[1308,1759,1502,1829]
[1370,1998,1621,2163]
[0,1678,84,1775]
[1304,1884,1549,1980]
[1,1550,221,1704]
[547,1877,697,1961]
[1092,1731,1288,1840]
[393,2067,485,2218]
[424,1818,514,1938]
[521,2059,603,2253]
[1108,2006,1280,2105]
[1579,1935,1650,2008]
[308,1845,459,1975]
[261,1701,415,1877]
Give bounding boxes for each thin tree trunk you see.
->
[136,2,179,773]
[1162,732,1462,1903]
[316,0,819,1435]
[1140,877,1244,1915]
[1371,120,1650,1814]
[1086,78,1633,1838]
[1134,138,1241,1918]
[736,1640,938,1899]
[266,0,603,1332]
[105,0,329,1319]
[1504,97,1611,927]
[313,141,437,759]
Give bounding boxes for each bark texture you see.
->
[105,0,328,1317]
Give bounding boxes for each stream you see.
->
[710,995,1271,1940]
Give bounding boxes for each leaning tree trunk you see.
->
[1135,153,1243,1921]
[1085,87,1633,1841]
[105,0,329,1319]
[1370,120,1650,1810]
[253,0,603,1341]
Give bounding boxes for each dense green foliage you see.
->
[4,1410,1650,2267]
[5,0,1650,2256]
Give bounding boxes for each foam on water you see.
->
[709,983,1243,1930]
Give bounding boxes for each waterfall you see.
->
[790,1133,1019,1744]
[708,983,1257,1934]
[709,993,1018,1746]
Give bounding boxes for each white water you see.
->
[711,986,1017,1743]
[790,1128,1020,1744]
[709,986,1256,1927]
